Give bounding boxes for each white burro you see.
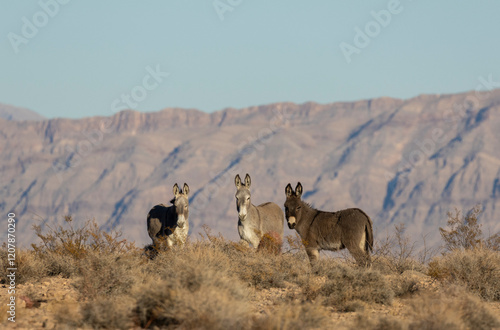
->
[234,174,284,249]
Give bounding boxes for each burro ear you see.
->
[235,174,242,188]
[244,173,251,188]
[183,183,190,196]
[285,183,293,197]
[295,182,303,198]
[173,183,180,196]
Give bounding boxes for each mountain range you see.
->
[1,89,499,248]
[0,104,45,121]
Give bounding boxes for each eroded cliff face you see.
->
[1,90,499,247]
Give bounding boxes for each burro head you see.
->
[284,182,303,230]
[234,173,252,221]
[172,183,190,228]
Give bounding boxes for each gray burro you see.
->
[147,183,190,247]
[234,174,285,248]
[284,182,373,266]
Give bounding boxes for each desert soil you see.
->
[1,274,500,329]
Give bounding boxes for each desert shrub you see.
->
[253,301,332,330]
[15,250,48,284]
[485,231,500,250]
[148,235,242,285]
[235,251,309,289]
[56,295,134,329]
[371,224,427,275]
[0,245,7,283]
[344,299,369,312]
[28,215,137,279]
[198,225,252,258]
[427,259,449,280]
[142,235,176,260]
[0,248,47,284]
[199,228,310,289]
[54,303,83,329]
[305,259,393,311]
[257,231,283,255]
[80,296,135,329]
[406,287,500,330]
[458,291,500,330]
[428,247,500,301]
[75,250,141,300]
[32,215,136,259]
[284,233,308,254]
[440,205,499,252]
[143,232,190,259]
[351,313,404,330]
[40,249,78,278]
[389,274,420,298]
[134,254,251,329]
[133,232,318,328]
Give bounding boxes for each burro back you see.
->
[234,174,284,250]
[284,182,373,266]
[147,183,190,247]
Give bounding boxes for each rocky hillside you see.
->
[1,90,499,247]
[0,104,45,121]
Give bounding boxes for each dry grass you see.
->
[32,215,136,258]
[304,259,394,311]
[371,224,429,275]
[75,250,140,300]
[257,231,283,255]
[405,287,500,330]
[253,301,332,330]
[0,248,47,285]
[133,276,251,329]
[428,247,500,301]
[18,216,138,281]
[351,313,405,330]
[133,241,252,329]
[8,207,500,329]
[80,296,135,329]
[200,227,310,289]
[440,205,500,252]
[351,287,500,330]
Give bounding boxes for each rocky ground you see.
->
[1,276,79,329]
[2,272,500,329]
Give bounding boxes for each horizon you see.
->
[2,1,500,119]
[4,87,498,121]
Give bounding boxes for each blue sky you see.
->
[1,1,499,119]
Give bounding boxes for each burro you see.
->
[147,183,190,248]
[284,182,373,267]
[234,174,284,250]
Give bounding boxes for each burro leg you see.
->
[306,248,320,265]
[346,242,371,267]
[239,239,250,247]
[250,236,261,249]
[166,237,174,248]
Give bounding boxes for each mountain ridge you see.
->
[0,103,45,121]
[1,90,499,247]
